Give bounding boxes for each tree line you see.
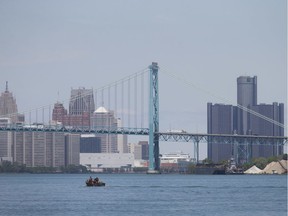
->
[0,161,89,174]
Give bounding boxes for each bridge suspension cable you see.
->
[160,66,286,129]
[1,67,150,129]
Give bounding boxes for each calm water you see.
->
[0,174,287,216]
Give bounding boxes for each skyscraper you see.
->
[11,131,65,167]
[249,103,284,157]
[207,103,237,162]
[207,76,284,164]
[91,106,118,153]
[237,76,257,135]
[52,88,95,127]
[0,131,12,162]
[0,82,24,123]
[52,102,68,124]
[65,134,80,166]
[69,88,95,115]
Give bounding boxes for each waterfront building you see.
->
[207,76,284,164]
[0,130,81,168]
[91,106,118,153]
[65,133,80,166]
[249,103,284,157]
[80,153,134,172]
[128,141,149,160]
[207,103,237,162]
[10,131,65,167]
[160,152,192,173]
[128,143,142,160]
[0,131,13,162]
[237,76,257,135]
[160,152,191,164]
[138,141,149,160]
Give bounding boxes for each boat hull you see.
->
[86,181,105,187]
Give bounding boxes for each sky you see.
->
[0,0,287,159]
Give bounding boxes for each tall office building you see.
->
[0,131,13,161]
[207,103,237,162]
[249,103,284,157]
[128,141,149,160]
[237,76,257,135]
[52,88,95,127]
[52,102,68,124]
[91,106,118,153]
[0,82,24,123]
[80,134,101,153]
[207,76,284,164]
[117,118,128,153]
[138,141,149,160]
[11,131,65,167]
[65,134,80,166]
[69,88,95,115]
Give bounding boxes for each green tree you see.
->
[252,157,268,170]
[202,158,213,165]
[187,164,196,174]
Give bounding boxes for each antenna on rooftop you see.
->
[5,81,8,92]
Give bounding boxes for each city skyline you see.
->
[1,1,286,158]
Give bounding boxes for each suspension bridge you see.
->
[0,62,287,173]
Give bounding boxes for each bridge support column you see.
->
[147,62,160,174]
[193,140,199,164]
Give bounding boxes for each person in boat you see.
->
[88,176,93,184]
[94,177,100,184]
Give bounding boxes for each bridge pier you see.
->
[147,62,161,174]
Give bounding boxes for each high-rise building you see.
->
[0,131,13,162]
[128,141,149,160]
[0,82,24,123]
[237,76,257,135]
[249,103,284,157]
[207,76,284,164]
[91,106,118,153]
[80,134,101,153]
[69,88,95,115]
[52,102,68,124]
[117,118,128,153]
[138,141,149,160]
[10,131,65,167]
[65,134,80,166]
[52,88,95,127]
[207,103,237,162]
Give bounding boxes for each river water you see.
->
[0,174,287,216]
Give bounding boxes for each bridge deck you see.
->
[0,125,287,145]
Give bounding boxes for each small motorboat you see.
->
[86,177,105,187]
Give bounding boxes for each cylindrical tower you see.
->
[237,76,257,135]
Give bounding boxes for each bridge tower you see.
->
[147,62,160,174]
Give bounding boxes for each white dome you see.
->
[94,106,108,113]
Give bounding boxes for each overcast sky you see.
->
[0,0,287,158]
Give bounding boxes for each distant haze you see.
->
[1,0,286,158]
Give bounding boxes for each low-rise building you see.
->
[80,153,134,172]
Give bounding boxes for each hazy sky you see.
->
[0,0,287,158]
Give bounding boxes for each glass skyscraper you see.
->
[207,76,284,164]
